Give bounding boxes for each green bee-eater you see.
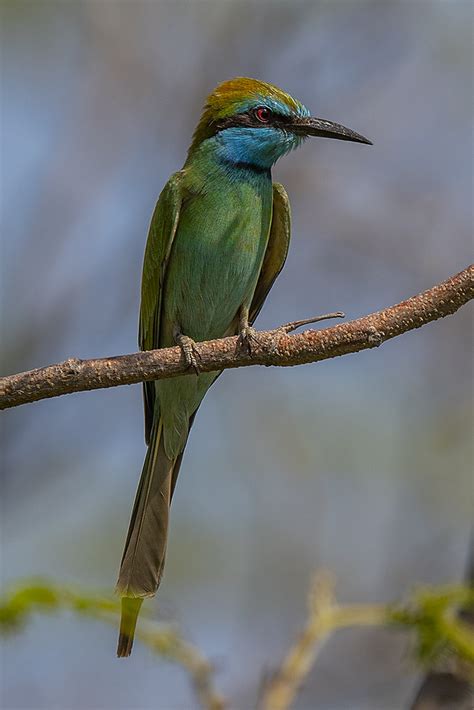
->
[116,77,371,656]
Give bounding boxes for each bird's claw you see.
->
[238,325,262,354]
[175,333,201,374]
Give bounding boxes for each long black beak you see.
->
[291,116,372,145]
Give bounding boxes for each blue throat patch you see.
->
[214,126,304,170]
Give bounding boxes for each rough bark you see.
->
[1,265,472,411]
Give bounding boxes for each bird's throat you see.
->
[188,126,299,173]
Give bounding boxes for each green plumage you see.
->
[116,145,290,657]
[115,76,370,656]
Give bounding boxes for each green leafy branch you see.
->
[1,574,472,710]
[258,573,474,710]
[0,580,225,710]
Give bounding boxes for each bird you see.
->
[116,77,371,656]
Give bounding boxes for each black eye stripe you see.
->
[215,110,293,133]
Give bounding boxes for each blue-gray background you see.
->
[1,1,472,708]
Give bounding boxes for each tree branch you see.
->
[410,532,474,709]
[1,266,472,411]
[258,574,474,710]
[0,581,227,710]
[3,577,471,710]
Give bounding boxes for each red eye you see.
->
[255,106,271,123]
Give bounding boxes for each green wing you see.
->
[250,182,291,325]
[139,171,184,444]
[139,179,289,443]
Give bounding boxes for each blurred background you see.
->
[1,1,472,708]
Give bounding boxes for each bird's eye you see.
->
[254,107,271,123]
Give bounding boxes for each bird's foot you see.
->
[174,331,201,374]
[269,311,345,354]
[238,325,262,354]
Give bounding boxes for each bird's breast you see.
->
[162,175,273,343]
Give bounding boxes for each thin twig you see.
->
[1,578,472,710]
[410,534,474,709]
[1,266,472,410]
[136,624,226,710]
[0,582,227,710]
[258,574,474,710]
[258,573,389,710]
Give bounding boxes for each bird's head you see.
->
[187,77,372,170]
